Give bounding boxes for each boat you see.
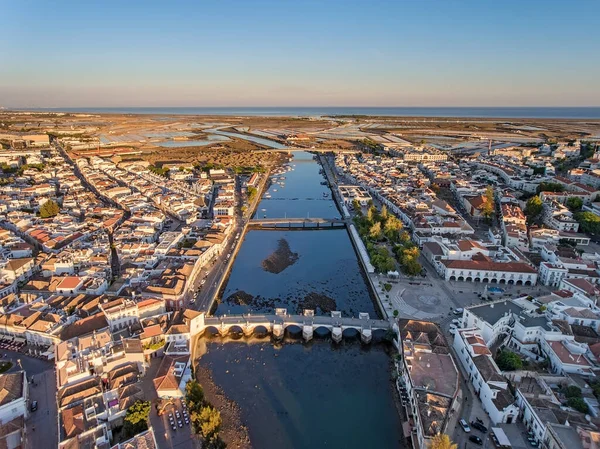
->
[273,189,278,192]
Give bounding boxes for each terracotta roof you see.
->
[57,276,83,290]
[442,259,537,273]
[0,372,24,406]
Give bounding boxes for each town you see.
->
[1,110,600,449]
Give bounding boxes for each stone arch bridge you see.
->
[200,309,391,344]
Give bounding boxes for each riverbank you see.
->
[195,364,252,449]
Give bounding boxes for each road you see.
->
[1,351,58,449]
[189,172,270,313]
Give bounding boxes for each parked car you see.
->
[452,319,461,326]
[469,436,483,445]
[471,421,488,433]
[30,401,38,412]
[459,419,471,432]
[453,308,464,315]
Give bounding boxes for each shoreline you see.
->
[194,364,253,449]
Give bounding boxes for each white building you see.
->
[453,329,519,424]
[0,371,28,424]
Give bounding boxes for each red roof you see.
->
[57,276,82,290]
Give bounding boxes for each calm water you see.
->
[17,106,600,118]
[256,151,340,219]
[195,341,404,449]
[216,230,375,317]
[200,150,399,449]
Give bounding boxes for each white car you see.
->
[200,279,206,286]
[452,319,461,326]
[449,325,457,335]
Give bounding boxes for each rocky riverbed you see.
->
[195,365,252,449]
[261,238,299,274]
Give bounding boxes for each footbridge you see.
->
[201,309,391,343]
[248,217,346,229]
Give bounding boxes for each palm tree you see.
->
[430,434,457,449]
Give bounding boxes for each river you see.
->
[197,150,403,449]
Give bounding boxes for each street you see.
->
[1,351,58,449]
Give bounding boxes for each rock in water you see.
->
[261,238,299,274]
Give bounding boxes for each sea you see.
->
[8,106,600,119]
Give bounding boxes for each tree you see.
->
[247,186,257,202]
[576,211,600,234]
[567,397,589,414]
[383,216,402,242]
[563,385,582,398]
[524,196,543,223]
[352,199,361,213]
[199,406,222,439]
[366,206,375,224]
[369,222,383,240]
[495,350,523,371]
[39,199,60,218]
[481,186,495,220]
[186,380,205,410]
[430,434,457,449]
[123,400,151,438]
[566,196,583,212]
[536,182,565,194]
[380,204,388,221]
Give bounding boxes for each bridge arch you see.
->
[252,325,270,337]
[203,325,221,336]
[284,324,302,337]
[313,325,332,338]
[342,327,360,339]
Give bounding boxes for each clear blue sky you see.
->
[2,0,599,107]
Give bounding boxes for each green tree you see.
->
[524,196,543,223]
[495,350,523,371]
[186,380,205,410]
[430,434,457,449]
[39,199,60,218]
[576,211,600,234]
[566,197,583,212]
[123,400,151,438]
[567,397,589,414]
[352,199,361,213]
[536,182,565,194]
[247,186,257,202]
[563,385,582,398]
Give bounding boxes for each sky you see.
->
[1,0,599,107]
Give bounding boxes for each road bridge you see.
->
[201,309,391,343]
[248,217,346,229]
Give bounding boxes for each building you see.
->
[0,371,28,424]
[395,320,458,449]
[453,329,519,424]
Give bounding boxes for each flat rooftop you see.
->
[467,301,524,326]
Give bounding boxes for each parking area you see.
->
[151,398,195,449]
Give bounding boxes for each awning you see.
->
[491,428,511,447]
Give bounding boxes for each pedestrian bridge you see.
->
[248,217,346,229]
[201,309,391,343]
